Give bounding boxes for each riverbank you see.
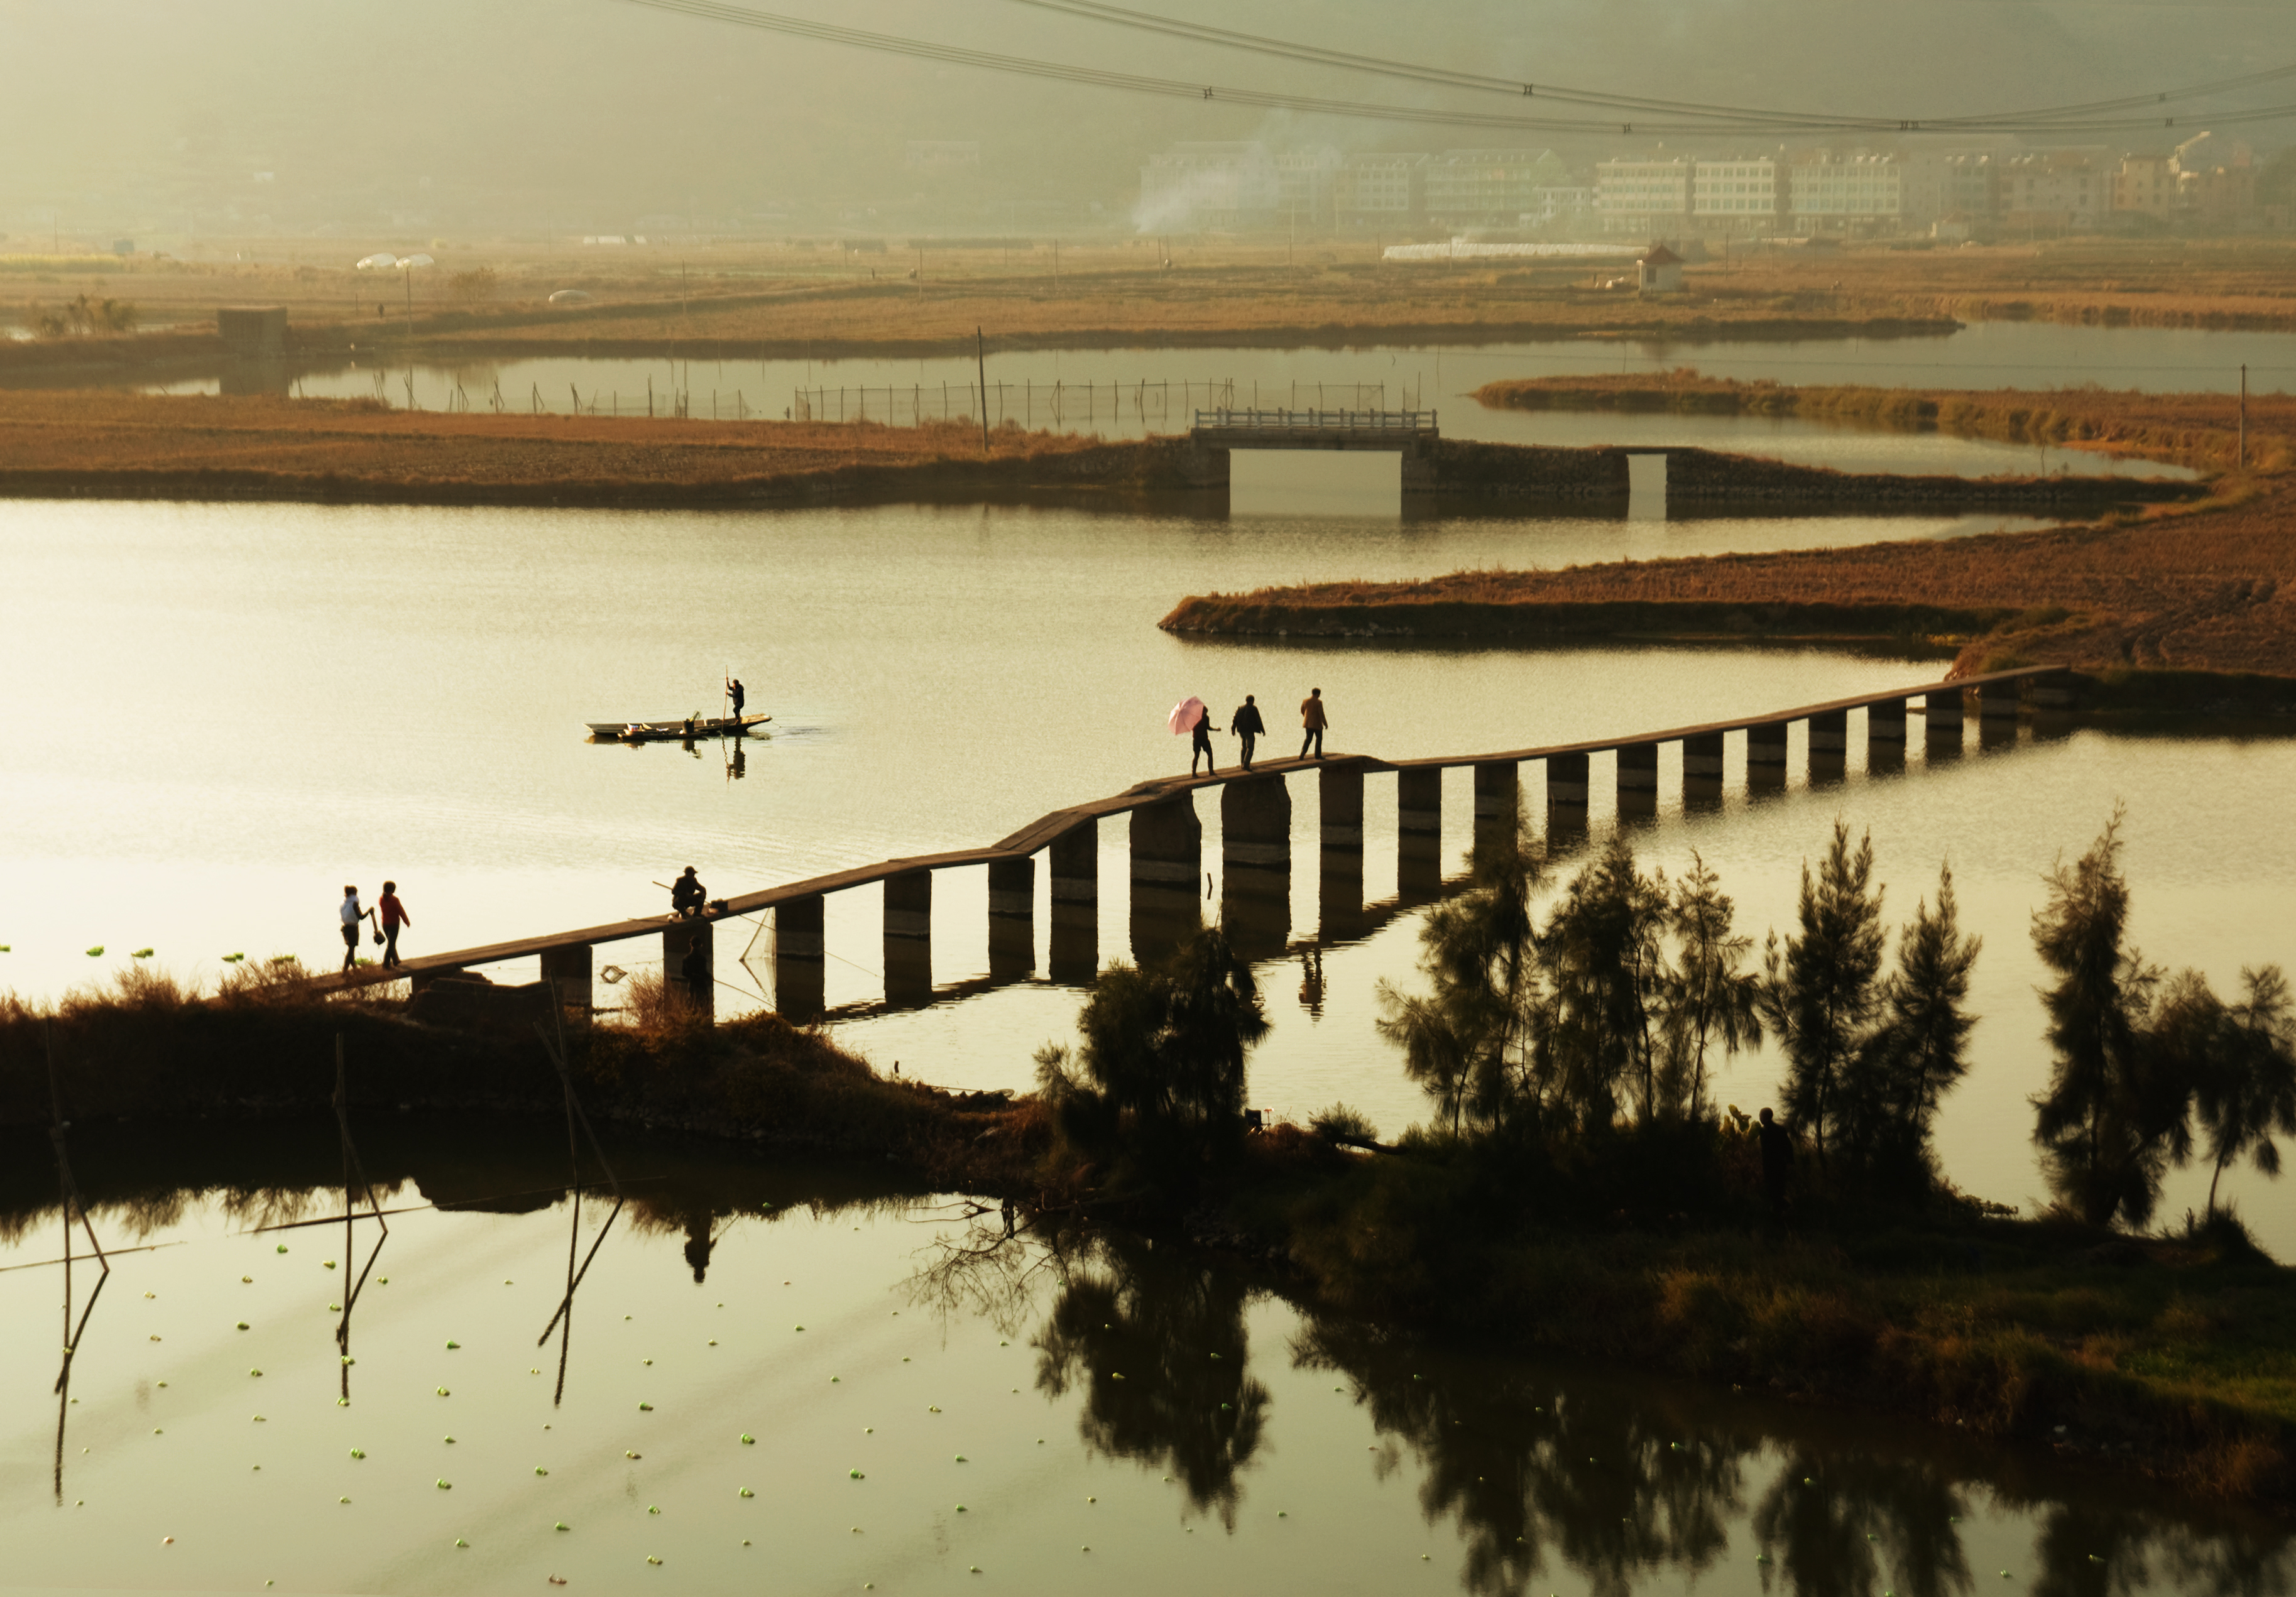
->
[3,978,2290,1512]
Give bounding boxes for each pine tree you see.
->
[2029,814,2190,1228]
[2194,965,2296,1217]
[1759,822,1888,1169]
[1844,863,1983,1193]
[1657,851,1763,1123]
[1531,836,1670,1130]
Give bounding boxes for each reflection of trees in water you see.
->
[1752,1449,1971,1597]
[1294,1318,1751,1597]
[1032,1233,1271,1530]
[2025,1502,2293,1597]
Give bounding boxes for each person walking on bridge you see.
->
[1231,694,1266,771]
[1298,687,1328,761]
[339,885,374,974]
[1189,702,1223,777]
[378,880,411,970]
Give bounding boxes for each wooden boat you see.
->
[586,712,771,743]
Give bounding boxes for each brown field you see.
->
[12,235,2296,362]
[0,390,1140,504]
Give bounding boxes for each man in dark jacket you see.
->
[1757,1107,1795,1218]
[1230,694,1266,770]
[670,866,707,918]
[1298,687,1328,760]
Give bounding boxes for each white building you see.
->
[1691,158,1779,229]
[1138,142,1281,230]
[1997,151,2106,233]
[1423,148,1570,227]
[1338,153,1427,224]
[1595,158,1690,233]
[1789,155,1903,231]
[1274,146,1345,229]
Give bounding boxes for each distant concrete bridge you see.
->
[315,665,2072,1022]
[1182,407,1439,491]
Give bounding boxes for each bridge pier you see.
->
[1473,760,1517,856]
[1397,767,1441,903]
[1617,741,1659,819]
[988,856,1034,979]
[1809,709,1848,785]
[663,918,714,1020]
[1747,721,1790,793]
[774,895,825,1022]
[1049,822,1098,984]
[1979,679,2023,723]
[1926,687,1965,760]
[1221,775,1291,960]
[540,944,592,1027]
[1547,751,1589,839]
[883,870,933,1009]
[1320,765,1364,849]
[1131,794,1201,964]
[1683,731,1725,807]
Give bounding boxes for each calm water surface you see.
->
[1,1125,2285,1596]
[2,493,2292,1251]
[134,318,2280,477]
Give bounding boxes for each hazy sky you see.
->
[5,0,2293,234]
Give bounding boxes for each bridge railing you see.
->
[1191,407,1438,433]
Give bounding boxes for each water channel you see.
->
[1,1121,2286,1596]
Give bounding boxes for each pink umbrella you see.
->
[1167,696,1206,735]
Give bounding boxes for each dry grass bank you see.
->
[1477,371,2292,475]
[0,390,1163,506]
[1162,474,2296,690]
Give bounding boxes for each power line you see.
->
[612,0,2296,134]
[998,0,2296,132]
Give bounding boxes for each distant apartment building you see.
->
[1531,186,1596,227]
[1423,148,1570,227]
[2112,153,2177,220]
[1901,153,1998,231]
[1337,153,1427,226]
[1138,142,1279,229]
[1789,155,1903,231]
[1594,158,1690,233]
[1690,158,1779,229]
[1998,150,2106,233]
[1274,146,1345,229]
[2172,132,2256,229]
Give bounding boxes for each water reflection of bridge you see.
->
[315,665,2068,1022]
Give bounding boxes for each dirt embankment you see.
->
[0,391,1201,508]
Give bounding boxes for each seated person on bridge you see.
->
[670,866,708,918]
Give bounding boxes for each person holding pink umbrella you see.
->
[1169,695,1222,776]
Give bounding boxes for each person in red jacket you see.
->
[378,880,412,969]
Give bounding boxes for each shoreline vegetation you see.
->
[1161,374,2296,702]
[6,821,2293,1517]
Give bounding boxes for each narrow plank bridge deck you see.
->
[312,664,2066,996]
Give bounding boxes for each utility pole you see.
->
[2239,363,2249,469]
[976,327,989,453]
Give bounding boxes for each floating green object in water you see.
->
[535,1466,549,1476]
[555,1522,570,1532]
[446,1341,459,1349]
[437,1387,450,1397]
[85,947,103,957]
[739,1488,754,1498]
[955,1455,967,1463]
[625,1451,640,1459]
[337,1398,349,1407]
[324,1260,337,1270]
[133,947,153,959]
[224,952,243,962]
[638,1402,653,1412]
[236,1322,249,1330]
[339,1496,351,1504]
[249,1369,262,1377]
[437,1480,451,1490]
[647,1506,660,1515]
[341,1356,354,1366]
[349,1449,365,1460]
[850,1469,865,1480]
[276,1245,288,1254]
[454,1539,469,1549]
[647,1556,662,1566]
[740,1434,754,1444]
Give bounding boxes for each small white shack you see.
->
[1637,244,1685,295]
